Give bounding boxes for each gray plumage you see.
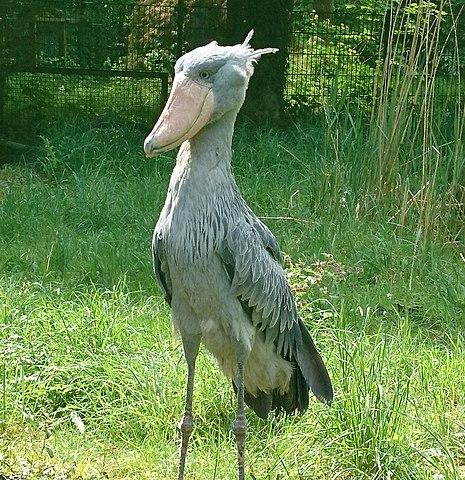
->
[144,31,332,480]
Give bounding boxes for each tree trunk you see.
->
[313,0,334,22]
[225,0,293,123]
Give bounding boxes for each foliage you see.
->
[286,0,463,109]
[286,12,378,110]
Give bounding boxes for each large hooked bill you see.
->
[144,73,214,157]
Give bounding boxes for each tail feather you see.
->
[232,383,272,419]
[271,362,309,414]
[234,363,310,419]
[233,318,332,418]
[296,318,333,404]
[244,389,272,419]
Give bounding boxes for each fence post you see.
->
[175,0,186,59]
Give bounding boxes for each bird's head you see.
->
[144,30,277,157]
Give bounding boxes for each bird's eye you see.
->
[199,71,210,80]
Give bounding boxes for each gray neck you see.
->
[163,110,242,262]
[177,110,237,173]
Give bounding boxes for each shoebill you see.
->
[144,31,333,480]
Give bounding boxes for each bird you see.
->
[143,30,333,480]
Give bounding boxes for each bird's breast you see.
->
[157,185,236,267]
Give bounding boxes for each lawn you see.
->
[0,119,464,479]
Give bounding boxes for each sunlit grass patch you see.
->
[0,115,464,479]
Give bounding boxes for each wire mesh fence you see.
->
[285,6,464,110]
[0,0,463,131]
[4,72,165,127]
[285,10,383,109]
[0,0,178,130]
[0,1,180,72]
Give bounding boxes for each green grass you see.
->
[0,119,464,479]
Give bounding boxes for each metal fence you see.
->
[286,7,464,110]
[286,10,383,109]
[0,0,225,130]
[0,0,462,131]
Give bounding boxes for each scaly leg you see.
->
[233,362,247,480]
[178,335,200,480]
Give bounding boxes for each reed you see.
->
[371,0,464,243]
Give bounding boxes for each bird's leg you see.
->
[178,335,200,480]
[178,362,195,480]
[233,361,247,480]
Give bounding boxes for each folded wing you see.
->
[220,216,333,408]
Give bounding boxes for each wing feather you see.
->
[220,219,300,358]
[152,233,172,305]
[219,216,333,404]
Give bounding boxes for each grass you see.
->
[0,115,464,479]
[1,1,464,478]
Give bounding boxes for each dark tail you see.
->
[248,319,333,417]
[271,362,310,414]
[235,365,309,419]
[295,318,333,404]
[234,319,333,418]
[240,358,326,418]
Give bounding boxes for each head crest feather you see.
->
[242,30,254,47]
[241,29,279,60]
